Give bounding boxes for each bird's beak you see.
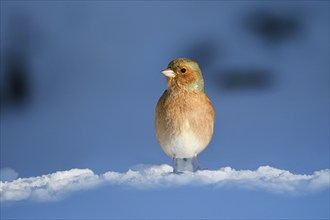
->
[161,69,175,78]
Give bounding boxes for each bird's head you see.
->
[161,58,204,92]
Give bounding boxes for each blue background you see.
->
[1,1,329,219]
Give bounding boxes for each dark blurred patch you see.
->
[184,39,220,69]
[246,10,302,44]
[216,68,273,91]
[2,54,31,106]
[0,14,36,108]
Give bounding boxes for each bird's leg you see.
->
[173,157,200,173]
[193,156,201,171]
[173,157,178,173]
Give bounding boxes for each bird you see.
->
[155,58,215,173]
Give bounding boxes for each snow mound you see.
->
[1,165,329,202]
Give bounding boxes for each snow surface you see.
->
[1,165,329,202]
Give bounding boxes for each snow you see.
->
[1,164,329,202]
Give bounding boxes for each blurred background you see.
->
[0,1,329,218]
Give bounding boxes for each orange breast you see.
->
[155,90,215,158]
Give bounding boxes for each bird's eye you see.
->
[181,68,186,73]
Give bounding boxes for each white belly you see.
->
[167,130,202,158]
